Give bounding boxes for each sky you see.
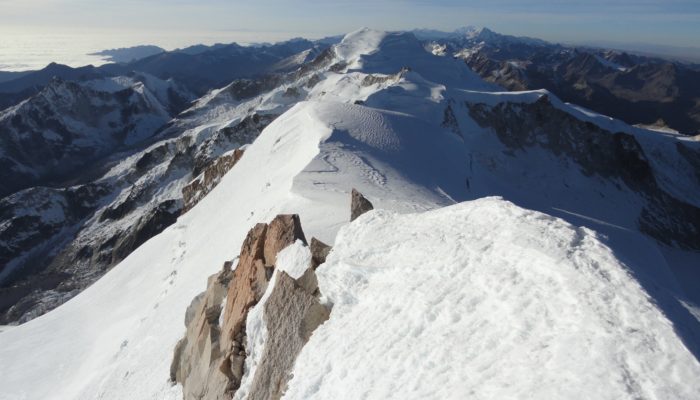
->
[0,0,699,48]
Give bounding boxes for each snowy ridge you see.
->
[0,100,333,399]
[285,199,700,399]
[0,27,698,400]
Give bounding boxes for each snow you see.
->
[334,28,388,69]
[0,101,322,399]
[594,53,629,72]
[284,199,700,400]
[0,87,470,398]
[0,27,698,400]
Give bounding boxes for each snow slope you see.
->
[0,28,699,400]
[0,88,466,398]
[0,101,330,400]
[285,199,700,399]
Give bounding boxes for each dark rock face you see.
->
[465,52,530,91]
[0,183,109,323]
[0,77,189,198]
[183,149,245,213]
[0,112,275,324]
[442,101,462,138]
[458,43,700,135]
[173,214,319,400]
[467,95,700,250]
[350,188,374,221]
[309,237,332,270]
[192,113,277,177]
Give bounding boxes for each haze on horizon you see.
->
[1,0,699,48]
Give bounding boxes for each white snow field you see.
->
[1,28,699,400]
[285,200,700,400]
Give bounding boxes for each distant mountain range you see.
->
[0,28,698,400]
[419,27,700,135]
[88,45,165,63]
[1,27,699,329]
[0,38,331,109]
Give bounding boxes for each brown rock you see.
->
[350,188,374,221]
[263,214,307,267]
[172,214,308,400]
[246,269,330,400]
[170,263,232,400]
[182,148,245,213]
[309,237,331,270]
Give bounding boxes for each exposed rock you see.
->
[360,68,409,87]
[262,215,307,267]
[173,214,308,400]
[246,270,330,400]
[193,114,276,177]
[442,101,462,138]
[283,87,300,98]
[111,199,181,261]
[0,77,191,198]
[170,262,233,400]
[350,188,374,221]
[0,112,274,324]
[467,95,700,250]
[182,149,245,213]
[305,74,322,89]
[459,40,700,135]
[309,237,332,270]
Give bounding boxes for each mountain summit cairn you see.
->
[350,188,374,221]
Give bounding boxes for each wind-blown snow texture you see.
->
[285,200,700,399]
[0,28,698,400]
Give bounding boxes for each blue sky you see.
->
[1,0,699,47]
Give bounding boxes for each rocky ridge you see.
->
[172,214,330,400]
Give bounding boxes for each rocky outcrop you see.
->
[350,188,374,221]
[309,237,331,270]
[246,270,329,400]
[172,214,333,400]
[361,67,410,87]
[170,261,233,397]
[442,101,462,138]
[0,112,274,324]
[182,149,245,213]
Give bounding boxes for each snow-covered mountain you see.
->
[0,28,699,400]
[0,40,341,324]
[0,73,194,197]
[427,27,700,135]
